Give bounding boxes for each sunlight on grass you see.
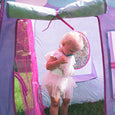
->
[14,72,33,115]
[14,78,25,114]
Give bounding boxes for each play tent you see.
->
[0,0,115,115]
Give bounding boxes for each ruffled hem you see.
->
[42,71,77,99]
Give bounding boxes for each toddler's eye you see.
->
[69,49,75,53]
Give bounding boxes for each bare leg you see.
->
[47,86,60,115]
[50,96,60,115]
[60,98,70,115]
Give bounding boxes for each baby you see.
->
[42,31,84,115]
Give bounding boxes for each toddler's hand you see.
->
[58,56,68,64]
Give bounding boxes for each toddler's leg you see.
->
[50,96,60,115]
[47,86,60,115]
[60,98,70,115]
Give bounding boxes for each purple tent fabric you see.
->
[107,31,115,99]
[0,10,16,115]
[98,5,115,115]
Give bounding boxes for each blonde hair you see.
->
[60,31,84,51]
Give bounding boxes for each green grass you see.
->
[15,78,104,115]
[45,100,104,115]
[14,78,25,115]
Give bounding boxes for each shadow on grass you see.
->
[45,100,104,115]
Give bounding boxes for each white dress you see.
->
[42,50,77,99]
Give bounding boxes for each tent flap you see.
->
[58,0,107,18]
[6,0,107,20]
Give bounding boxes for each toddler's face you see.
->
[62,43,77,56]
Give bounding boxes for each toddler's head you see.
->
[60,31,84,55]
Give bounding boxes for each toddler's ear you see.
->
[61,42,65,46]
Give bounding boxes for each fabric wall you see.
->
[99,5,115,115]
[0,11,16,115]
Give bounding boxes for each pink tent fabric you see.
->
[0,0,5,33]
[15,19,45,115]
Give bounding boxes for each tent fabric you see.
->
[107,31,115,99]
[58,0,107,18]
[98,5,115,115]
[28,19,45,115]
[6,1,56,20]
[6,0,107,20]
[0,0,5,33]
[15,19,45,115]
[15,19,34,114]
[0,10,16,115]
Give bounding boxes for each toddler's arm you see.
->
[46,55,67,70]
